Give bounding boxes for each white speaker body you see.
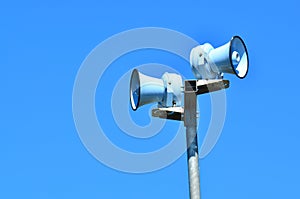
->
[190,36,249,79]
[130,69,183,111]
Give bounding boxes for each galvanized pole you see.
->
[152,79,229,199]
[184,80,200,199]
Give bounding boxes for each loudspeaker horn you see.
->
[209,36,249,79]
[130,69,183,111]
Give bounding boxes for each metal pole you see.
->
[186,126,200,199]
[184,80,200,199]
[151,79,229,199]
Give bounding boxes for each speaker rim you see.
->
[129,69,140,111]
[229,36,249,79]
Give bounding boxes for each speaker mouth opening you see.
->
[130,69,141,111]
[229,36,249,79]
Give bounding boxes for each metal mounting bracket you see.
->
[151,79,229,121]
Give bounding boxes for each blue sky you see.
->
[1,0,300,199]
